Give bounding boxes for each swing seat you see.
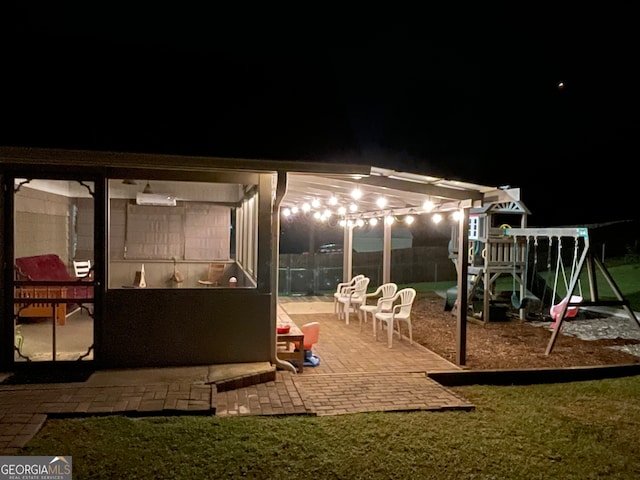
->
[550,295,583,322]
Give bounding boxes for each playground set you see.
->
[445,195,640,355]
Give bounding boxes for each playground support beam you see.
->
[504,227,590,240]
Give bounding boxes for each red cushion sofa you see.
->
[14,254,93,325]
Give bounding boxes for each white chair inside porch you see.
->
[73,259,92,278]
[374,287,417,348]
[336,276,370,325]
[359,282,397,335]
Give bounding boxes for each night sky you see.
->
[2,5,639,227]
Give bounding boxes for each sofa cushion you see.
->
[15,254,75,281]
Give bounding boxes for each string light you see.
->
[280,192,458,228]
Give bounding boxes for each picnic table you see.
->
[276,305,305,372]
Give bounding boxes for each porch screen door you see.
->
[12,178,95,363]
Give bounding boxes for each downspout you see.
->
[270,171,297,373]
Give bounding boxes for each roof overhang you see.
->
[0,147,526,217]
[0,146,371,177]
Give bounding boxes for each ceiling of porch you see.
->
[282,166,507,221]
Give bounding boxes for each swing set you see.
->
[509,234,582,321]
[504,226,640,355]
[548,235,583,327]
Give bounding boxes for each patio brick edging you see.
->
[428,363,640,386]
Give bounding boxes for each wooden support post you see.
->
[456,208,469,366]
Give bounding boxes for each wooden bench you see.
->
[14,285,68,325]
[276,305,305,372]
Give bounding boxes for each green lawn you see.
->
[22,375,640,479]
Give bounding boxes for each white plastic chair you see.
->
[336,276,370,324]
[333,274,364,317]
[73,259,92,278]
[359,282,397,335]
[374,288,417,348]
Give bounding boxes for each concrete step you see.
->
[212,362,277,392]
